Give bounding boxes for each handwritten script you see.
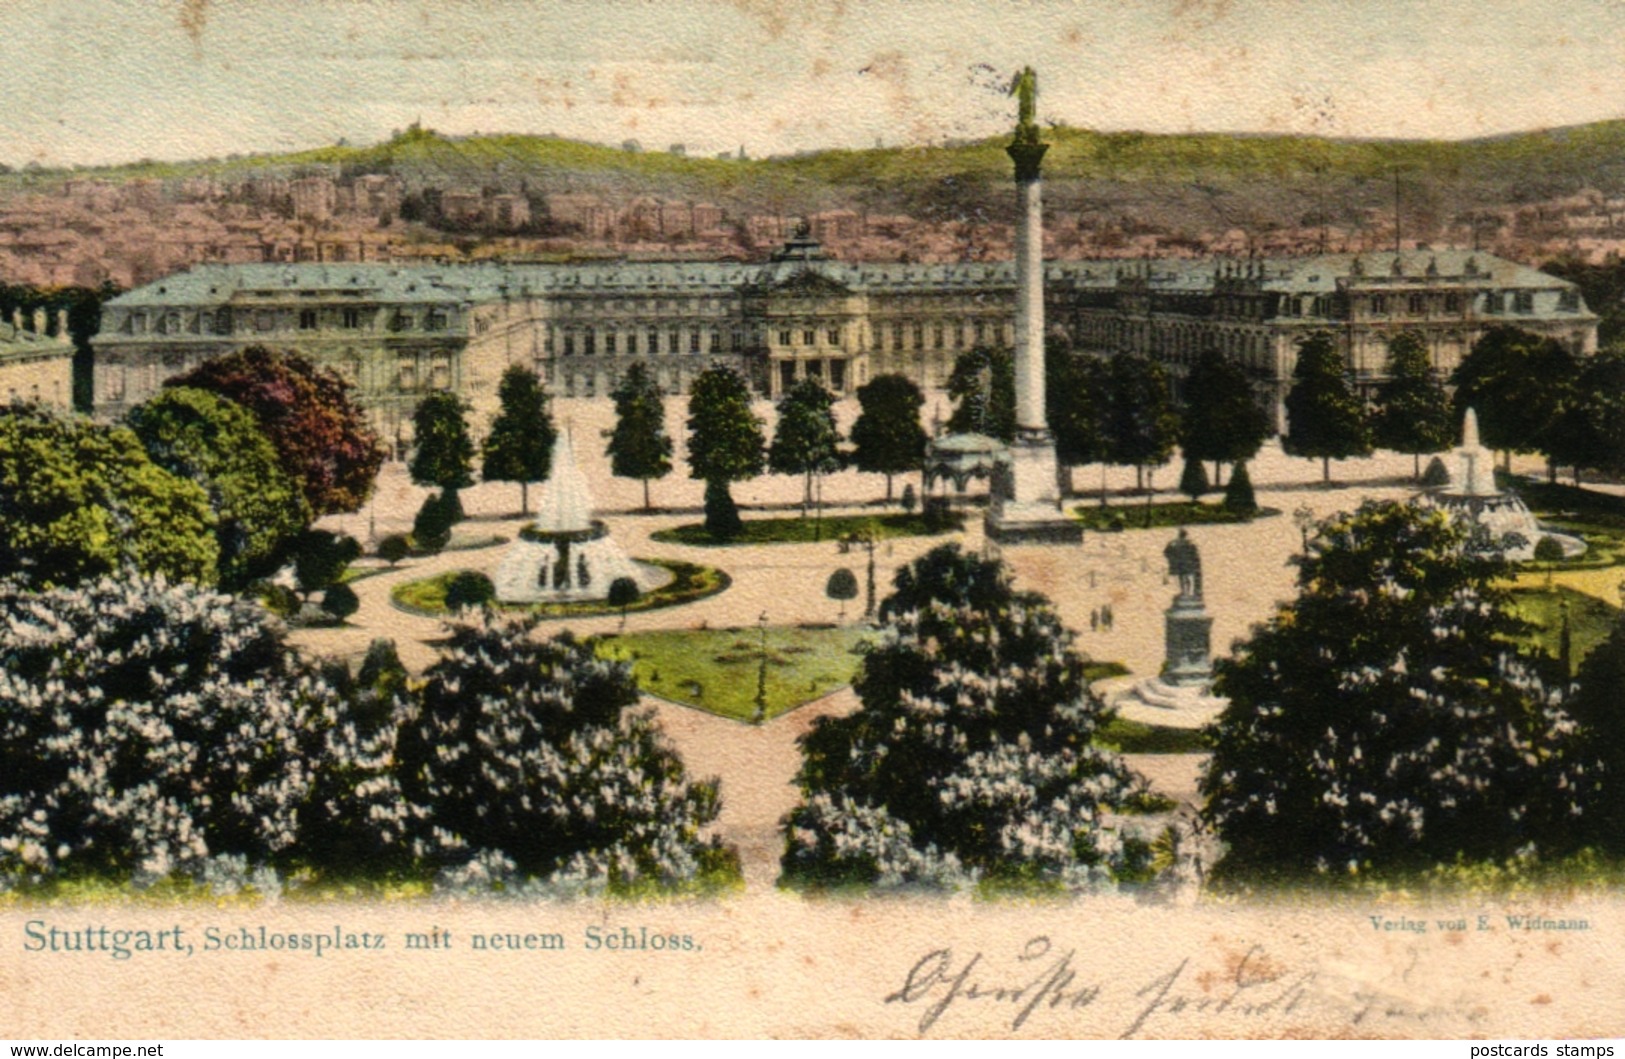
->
[885,937,1466,1037]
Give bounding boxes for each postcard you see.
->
[3,0,1625,1041]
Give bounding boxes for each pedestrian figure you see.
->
[1090,608,1100,632]
[1103,603,1114,631]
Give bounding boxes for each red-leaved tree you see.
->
[169,346,386,515]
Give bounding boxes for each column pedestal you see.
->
[985,430,1081,544]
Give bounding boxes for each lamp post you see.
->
[753,610,769,724]
[842,523,879,621]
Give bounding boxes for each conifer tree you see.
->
[1283,332,1371,484]
[482,366,556,516]
[607,362,672,512]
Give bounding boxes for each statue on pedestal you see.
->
[1009,66,1040,145]
[1164,529,1203,603]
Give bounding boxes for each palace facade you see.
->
[0,308,74,410]
[93,235,1595,446]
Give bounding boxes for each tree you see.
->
[825,567,859,622]
[1200,500,1582,882]
[1566,608,1625,851]
[1178,456,1210,502]
[127,387,312,589]
[769,378,842,514]
[1450,327,1579,472]
[412,490,458,554]
[394,618,737,893]
[1543,346,1625,485]
[1106,353,1180,492]
[482,365,556,516]
[410,391,475,496]
[1048,344,1111,496]
[0,576,406,887]
[320,582,360,623]
[0,405,217,588]
[170,346,385,516]
[849,374,927,502]
[1179,348,1269,487]
[376,534,411,567]
[1371,331,1453,480]
[945,346,1015,441]
[687,367,765,537]
[290,529,363,603]
[443,570,496,612]
[1222,460,1257,514]
[1282,331,1371,483]
[608,576,641,629]
[607,362,672,512]
[782,544,1150,893]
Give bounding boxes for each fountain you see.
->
[1420,408,1584,560]
[493,427,665,603]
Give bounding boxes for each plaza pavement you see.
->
[289,397,1566,885]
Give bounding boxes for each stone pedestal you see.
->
[1162,600,1214,687]
[985,431,1081,544]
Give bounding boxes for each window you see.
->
[892,324,904,351]
[1514,291,1534,314]
[648,329,660,354]
[710,330,721,352]
[256,310,275,332]
[216,310,231,334]
[933,325,944,349]
[341,308,362,329]
[690,331,701,353]
[913,324,924,350]
[731,329,742,352]
[1559,289,1581,312]
[1408,294,1425,315]
[670,329,680,354]
[584,328,596,355]
[425,310,448,331]
[396,358,417,391]
[779,329,792,346]
[1445,293,1463,313]
[975,320,986,344]
[605,332,616,355]
[1368,295,1387,316]
[563,333,575,356]
[625,333,637,355]
[802,329,815,346]
[544,329,555,354]
[300,309,318,331]
[1484,292,1504,314]
[955,323,966,348]
[430,355,451,390]
[827,327,840,346]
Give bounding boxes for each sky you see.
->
[4,0,1625,168]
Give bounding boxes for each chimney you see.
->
[31,307,46,334]
[55,309,68,338]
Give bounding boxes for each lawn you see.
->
[391,558,728,619]
[598,624,875,722]
[1096,716,1210,754]
[650,510,964,546]
[1071,501,1279,532]
[1506,583,1621,673]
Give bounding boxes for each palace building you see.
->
[93,233,1595,447]
[0,308,74,410]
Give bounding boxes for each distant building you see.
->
[0,308,73,409]
[1057,250,1597,429]
[93,238,1593,446]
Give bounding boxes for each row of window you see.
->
[130,306,456,335]
[553,328,740,356]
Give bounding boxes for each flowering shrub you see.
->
[0,576,405,889]
[1200,500,1585,883]
[781,545,1149,893]
[395,617,737,894]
